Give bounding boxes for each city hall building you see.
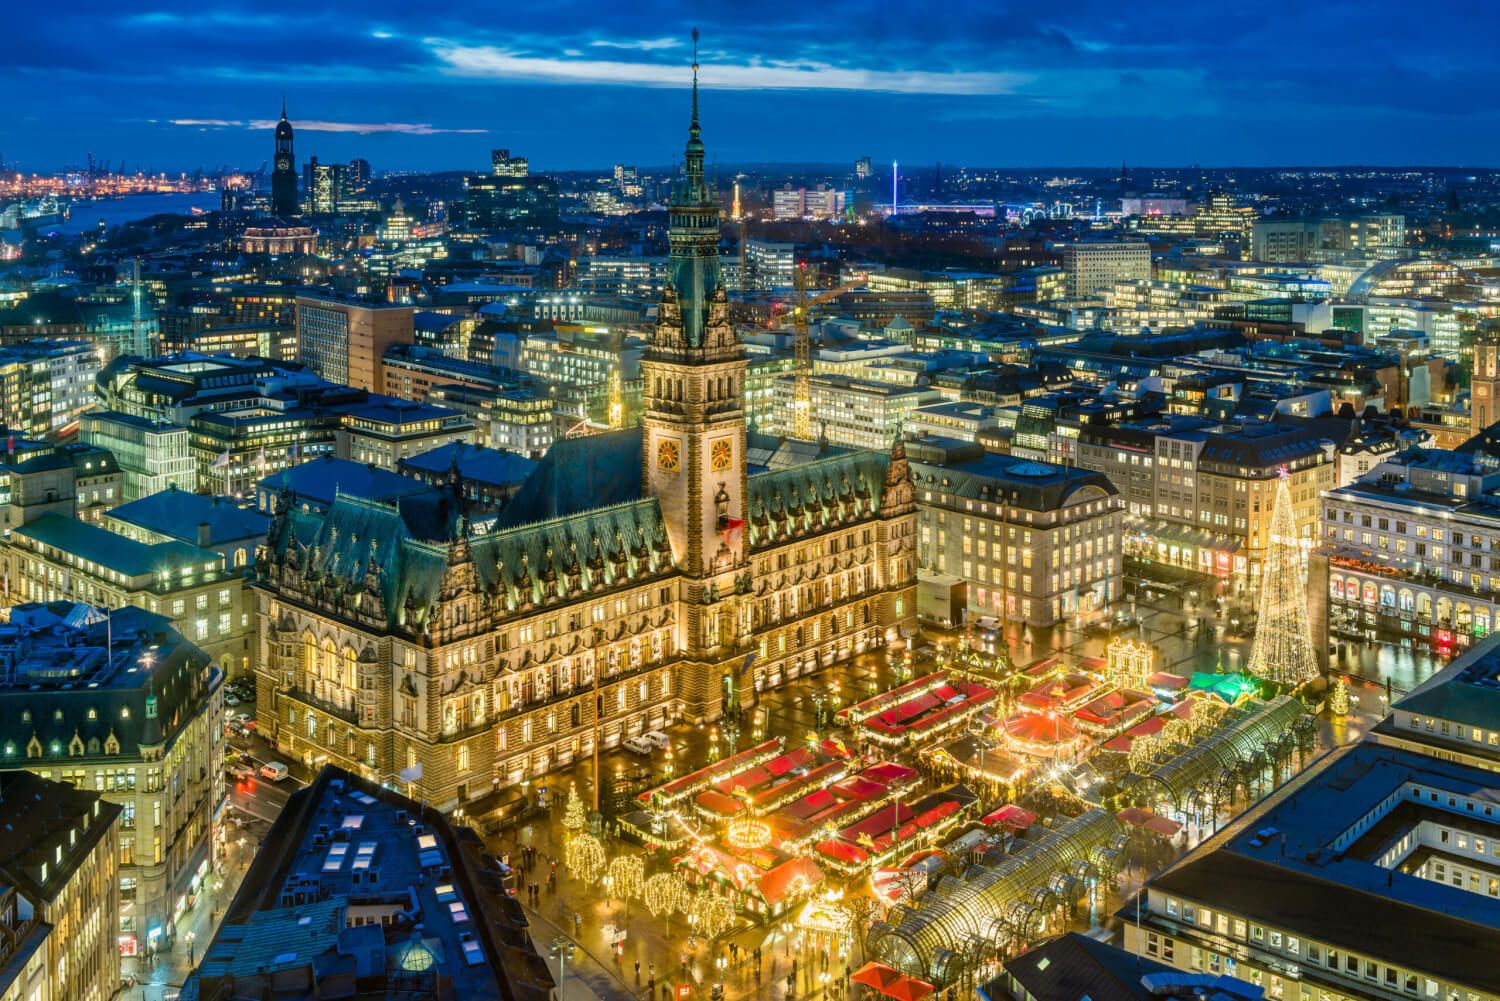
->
[250,78,917,811]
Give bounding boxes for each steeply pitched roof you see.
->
[746,450,892,549]
[495,428,643,528]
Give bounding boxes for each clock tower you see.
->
[640,37,750,721]
[271,97,299,218]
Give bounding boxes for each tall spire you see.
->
[690,28,700,139]
[683,28,704,182]
[281,92,287,120]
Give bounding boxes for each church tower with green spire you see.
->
[640,33,751,722]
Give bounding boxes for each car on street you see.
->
[227,763,255,781]
[643,730,671,749]
[225,694,239,706]
[260,761,290,782]
[621,736,654,756]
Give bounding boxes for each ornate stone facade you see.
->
[249,69,915,811]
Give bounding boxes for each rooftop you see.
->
[399,442,538,488]
[188,766,551,1001]
[106,486,270,544]
[1144,740,1500,995]
[12,512,223,581]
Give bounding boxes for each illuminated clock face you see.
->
[710,439,732,471]
[657,439,680,472]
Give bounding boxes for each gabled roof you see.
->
[495,428,643,528]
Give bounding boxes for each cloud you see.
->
[168,118,487,134]
[590,37,682,52]
[428,43,1027,95]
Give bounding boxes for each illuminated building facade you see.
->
[1062,241,1151,298]
[250,64,917,811]
[0,771,120,1001]
[0,605,220,960]
[913,450,1124,626]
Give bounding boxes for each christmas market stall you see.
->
[840,671,998,747]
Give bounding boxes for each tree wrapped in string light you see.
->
[1247,470,1318,688]
[693,892,736,939]
[565,833,606,884]
[562,783,587,834]
[608,853,646,899]
[643,872,689,918]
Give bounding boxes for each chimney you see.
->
[197,522,212,548]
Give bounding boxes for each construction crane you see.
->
[782,267,869,440]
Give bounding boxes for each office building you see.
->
[0,441,123,531]
[337,398,476,470]
[772,184,847,221]
[490,148,529,177]
[250,73,917,809]
[103,486,270,569]
[1123,718,1500,1001]
[772,374,940,449]
[425,383,555,458]
[296,294,415,392]
[855,156,873,179]
[0,603,219,958]
[80,411,197,500]
[1320,449,1500,651]
[3,510,255,675]
[306,157,351,214]
[0,770,121,1001]
[746,239,798,290]
[184,765,552,1001]
[1251,215,1407,263]
[913,446,1124,626]
[1062,241,1152,298]
[463,174,559,232]
[0,340,99,437]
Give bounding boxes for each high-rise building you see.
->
[0,604,220,959]
[0,770,121,1001]
[306,157,351,214]
[295,292,415,391]
[463,174,559,231]
[1062,241,1152,298]
[490,148,529,177]
[270,99,298,217]
[348,156,371,188]
[855,156,873,179]
[614,163,642,197]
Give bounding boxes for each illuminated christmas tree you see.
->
[563,783,586,833]
[1329,677,1351,716]
[1247,470,1318,687]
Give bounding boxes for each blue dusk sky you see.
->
[6,0,1496,173]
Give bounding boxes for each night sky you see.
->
[8,0,1496,173]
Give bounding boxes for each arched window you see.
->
[234,548,247,568]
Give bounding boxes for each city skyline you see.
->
[8,0,1500,172]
